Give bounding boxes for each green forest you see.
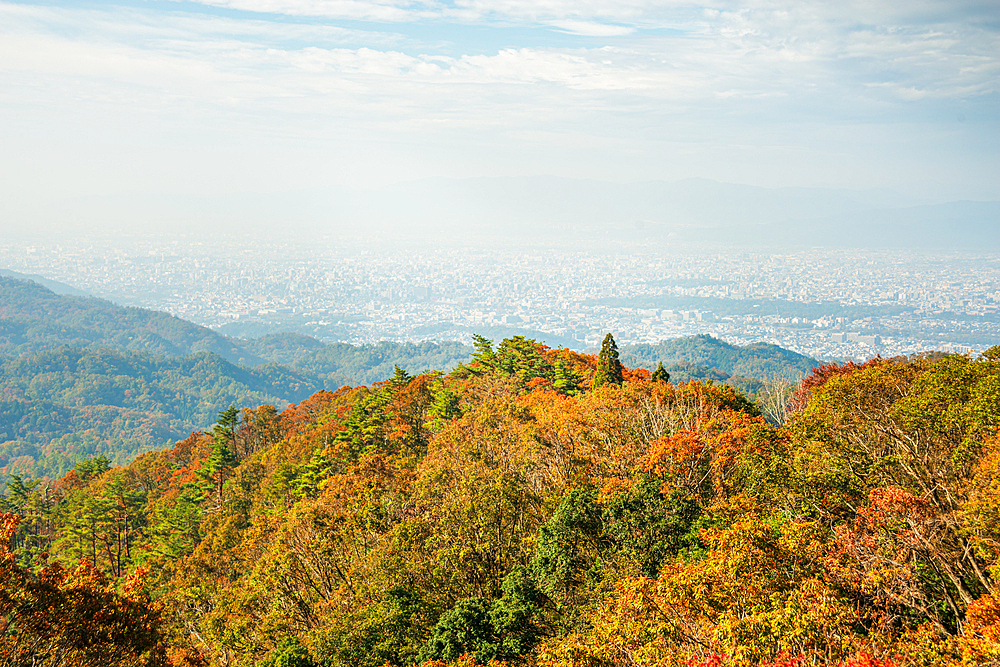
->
[4,333,1000,666]
[0,277,817,481]
[0,347,323,478]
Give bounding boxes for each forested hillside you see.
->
[0,269,91,297]
[0,277,258,364]
[620,333,818,379]
[0,276,820,482]
[291,340,474,386]
[4,336,1000,666]
[0,347,323,479]
[0,278,465,479]
[0,276,477,375]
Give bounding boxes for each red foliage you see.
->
[55,468,83,491]
[790,358,885,410]
[0,512,165,666]
[758,654,804,667]
[527,376,555,392]
[279,388,350,435]
[166,647,209,667]
[624,366,652,382]
[836,654,900,667]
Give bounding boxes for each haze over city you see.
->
[1,0,997,358]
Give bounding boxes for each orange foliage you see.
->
[0,512,165,666]
[422,654,509,667]
[624,366,652,382]
[645,409,777,499]
[19,346,1000,667]
[687,656,727,667]
[757,654,804,667]
[542,347,596,372]
[962,593,1000,663]
[836,655,900,667]
[825,485,974,634]
[279,388,351,436]
[790,358,885,411]
[527,376,555,392]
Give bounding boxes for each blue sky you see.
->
[1,0,997,222]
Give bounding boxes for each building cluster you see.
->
[3,236,998,361]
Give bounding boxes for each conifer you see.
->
[391,364,412,386]
[553,356,581,395]
[203,406,238,506]
[592,333,623,388]
[471,334,497,373]
[651,361,670,383]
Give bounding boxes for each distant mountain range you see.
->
[0,275,821,479]
[15,177,998,249]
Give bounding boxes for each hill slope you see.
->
[0,269,91,297]
[0,277,260,365]
[620,334,820,381]
[0,276,825,479]
[292,340,475,386]
[5,344,998,665]
[0,347,324,479]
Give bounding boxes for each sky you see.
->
[0,0,998,232]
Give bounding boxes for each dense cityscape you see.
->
[2,235,998,361]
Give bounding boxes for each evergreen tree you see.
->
[592,333,623,388]
[213,405,239,443]
[390,364,412,386]
[294,449,333,500]
[75,455,111,482]
[470,334,497,373]
[261,637,316,667]
[651,361,671,383]
[148,483,203,558]
[420,597,498,664]
[337,385,395,458]
[553,356,581,395]
[203,439,237,507]
[496,336,553,386]
[427,382,462,429]
[202,406,239,506]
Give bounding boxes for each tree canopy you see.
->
[5,335,1000,666]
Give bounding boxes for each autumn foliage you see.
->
[4,336,1000,666]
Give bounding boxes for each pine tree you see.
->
[497,336,553,385]
[592,333,623,388]
[213,405,239,443]
[651,362,671,383]
[428,382,462,428]
[553,356,581,395]
[470,334,497,373]
[295,450,332,499]
[203,439,236,507]
[390,364,412,387]
[202,406,239,507]
[75,455,111,482]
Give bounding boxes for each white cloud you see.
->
[549,21,635,37]
[175,0,426,22]
[0,0,996,200]
[5,0,993,108]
